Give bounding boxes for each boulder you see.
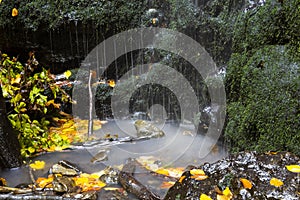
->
[134,120,165,138]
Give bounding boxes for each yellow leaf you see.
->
[190,169,206,176]
[74,177,89,185]
[178,175,186,183]
[11,74,21,84]
[167,167,185,178]
[270,177,284,187]
[266,151,278,155]
[240,178,253,189]
[190,174,208,181]
[217,187,233,200]
[190,169,208,181]
[45,99,60,109]
[217,194,229,200]
[0,178,7,186]
[223,187,233,197]
[0,0,2,4]
[286,165,300,173]
[155,168,170,176]
[12,8,18,17]
[64,70,72,79]
[29,160,45,170]
[36,176,53,188]
[200,194,212,200]
[28,147,35,153]
[107,79,115,87]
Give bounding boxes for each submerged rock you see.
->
[164,151,300,200]
[90,149,109,163]
[134,120,165,138]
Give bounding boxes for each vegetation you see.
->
[0,0,145,32]
[0,52,71,157]
[0,0,299,157]
[225,0,300,155]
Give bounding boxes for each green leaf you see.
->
[27,147,35,154]
[64,70,72,79]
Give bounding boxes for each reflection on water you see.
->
[0,120,227,198]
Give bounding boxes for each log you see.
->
[133,159,178,182]
[0,193,76,200]
[118,158,161,200]
[0,186,32,194]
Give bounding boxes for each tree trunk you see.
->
[0,86,23,169]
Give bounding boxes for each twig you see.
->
[88,70,93,136]
[0,186,32,194]
[29,167,36,184]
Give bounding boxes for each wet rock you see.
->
[49,160,81,176]
[90,149,109,163]
[134,120,165,138]
[52,175,77,193]
[99,166,119,185]
[164,151,300,200]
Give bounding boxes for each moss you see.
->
[0,0,145,32]
[225,45,300,155]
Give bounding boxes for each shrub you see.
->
[0,52,71,157]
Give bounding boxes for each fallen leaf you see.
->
[12,8,18,17]
[200,193,212,200]
[107,80,115,87]
[161,181,175,189]
[178,175,186,183]
[217,194,229,200]
[191,174,208,181]
[266,151,278,155]
[155,168,170,176]
[0,178,7,186]
[73,173,106,192]
[240,178,253,189]
[214,186,223,195]
[270,177,284,187]
[190,169,206,176]
[286,165,300,173]
[167,167,185,178]
[36,176,54,188]
[217,187,233,200]
[190,169,208,181]
[29,160,45,170]
[223,187,233,197]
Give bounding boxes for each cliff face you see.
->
[0,0,146,74]
[0,22,97,74]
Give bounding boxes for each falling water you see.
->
[74,20,80,62]
[69,25,74,57]
[49,29,53,54]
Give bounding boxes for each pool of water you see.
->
[0,119,227,198]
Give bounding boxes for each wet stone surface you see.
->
[164,151,300,200]
[134,120,165,138]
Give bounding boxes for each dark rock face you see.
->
[0,22,97,74]
[164,151,300,200]
[0,87,22,169]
